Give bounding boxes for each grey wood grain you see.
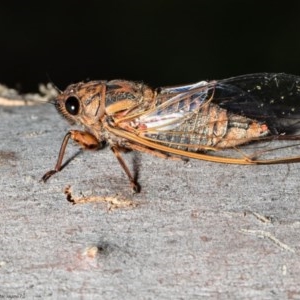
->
[0,102,300,299]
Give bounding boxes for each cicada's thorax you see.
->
[99,80,156,146]
[105,80,154,109]
[97,80,157,145]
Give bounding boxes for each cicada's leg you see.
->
[41,130,99,182]
[110,146,140,193]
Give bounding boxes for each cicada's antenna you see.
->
[46,73,62,94]
[43,73,63,105]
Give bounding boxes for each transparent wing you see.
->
[215,73,300,134]
[137,80,216,132]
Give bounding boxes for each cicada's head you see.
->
[53,80,107,128]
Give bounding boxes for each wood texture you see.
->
[0,95,300,299]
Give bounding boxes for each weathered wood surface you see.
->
[0,93,300,299]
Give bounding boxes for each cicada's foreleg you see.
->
[41,130,100,182]
[111,146,140,193]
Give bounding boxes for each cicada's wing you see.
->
[216,73,300,135]
[110,73,300,163]
[137,81,216,132]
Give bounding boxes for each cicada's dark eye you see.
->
[65,96,80,115]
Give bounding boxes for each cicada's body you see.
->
[42,73,300,191]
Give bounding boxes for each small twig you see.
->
[245,211,273,223]
[64,185,137,211]
[240,229,295,253]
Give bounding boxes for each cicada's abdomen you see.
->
[138,102,269,151]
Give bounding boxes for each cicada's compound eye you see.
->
[65,96,80,115]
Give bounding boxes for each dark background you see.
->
[2,0,300,92]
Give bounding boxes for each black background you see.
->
[2,0,300,92]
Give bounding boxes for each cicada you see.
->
[42,73,300,191]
